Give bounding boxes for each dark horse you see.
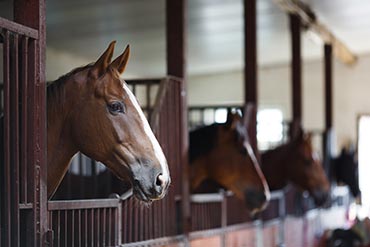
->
[331,147,360,198]
[1,41,170,201]
[261,129,330,206]
[189,110,270,214]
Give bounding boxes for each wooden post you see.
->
[14,0,47,246]
[289,13,302,137]
[166,0,190,236]
[244,0,258,153]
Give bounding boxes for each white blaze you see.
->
[123,84,170,183]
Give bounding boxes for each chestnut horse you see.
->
[1,41,170,201]
[261,129,330,206]
[189,110,270,214]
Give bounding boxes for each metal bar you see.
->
[117,202,122,245]
[102,208,106,246]
[48,199,120,210]
[3,29,11,247]
[108,208,112,245]
[290,13,302,123]
[71,210,75,247]
[57,211,60,247]
[126,78,161,85]
[243,0,258,105]
[243,0,258,153]
[64,210,67,247]
[84,209,87,247]
[91,209,94,247]
[20,36,29,203]
[10,33,20,247]
[96,209,99,247]
[78,210,81,247]
[14,0,47,245]
[0,17,39,39]
[164,19,187,244]
[324,44,333,130]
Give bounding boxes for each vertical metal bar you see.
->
[3,30,12,247]
[108,208,112,245]
[102,208,106,246]
[96,209,100,247]
[57,211,60,247]
[14,0,47,244]
[166,0,190,235]
[117,203,122,246]
[90,209,94,247]
[243,0,257,104]
[290,13,302,124]
[243,0,258,153]
[324,44,333,130]
[322,44,333,176]
[71,210,75,247]
[78,209,81,247]
[64,210,67,247]
[84,209,87,247]
[127,201,132,243]
[278,193,286,246]
[20,36,29,203]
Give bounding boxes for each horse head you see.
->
[47,41,170,201]
[288,131,330,206]
[190,110,270,214]
[332,147,360,198]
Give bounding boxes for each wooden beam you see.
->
[274,0,357,65]
[290,13,302,124]
[243,0,258,153]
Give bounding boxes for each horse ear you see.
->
[91,41,116,78]
[110,44,130,75]
[226,108,233,126]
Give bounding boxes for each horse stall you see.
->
[48,77,186,246]
[1,0,366,246]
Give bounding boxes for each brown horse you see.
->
[261,129,330,206]
[189,110,270,214]
[1,41,170,201]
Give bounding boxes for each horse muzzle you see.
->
[312,188,329,206]
[244,189,269,214]
[130,162,170,202]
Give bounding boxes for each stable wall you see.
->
[188,54,370,153]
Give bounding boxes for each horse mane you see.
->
[189,123,220,163]
[47,63,93,104]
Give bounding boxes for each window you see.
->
[358,115,370,217]
[257,108,284,150]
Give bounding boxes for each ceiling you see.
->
[1,0,370,77]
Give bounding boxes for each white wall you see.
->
[188,54,370,152]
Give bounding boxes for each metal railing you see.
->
[1,15,47,247]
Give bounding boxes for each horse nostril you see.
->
[156,173,164,187]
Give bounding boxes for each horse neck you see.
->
[261,143,292,190]
[188,124,218,191]
[47,78,83,198]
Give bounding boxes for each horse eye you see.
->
[108,102,125,115]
